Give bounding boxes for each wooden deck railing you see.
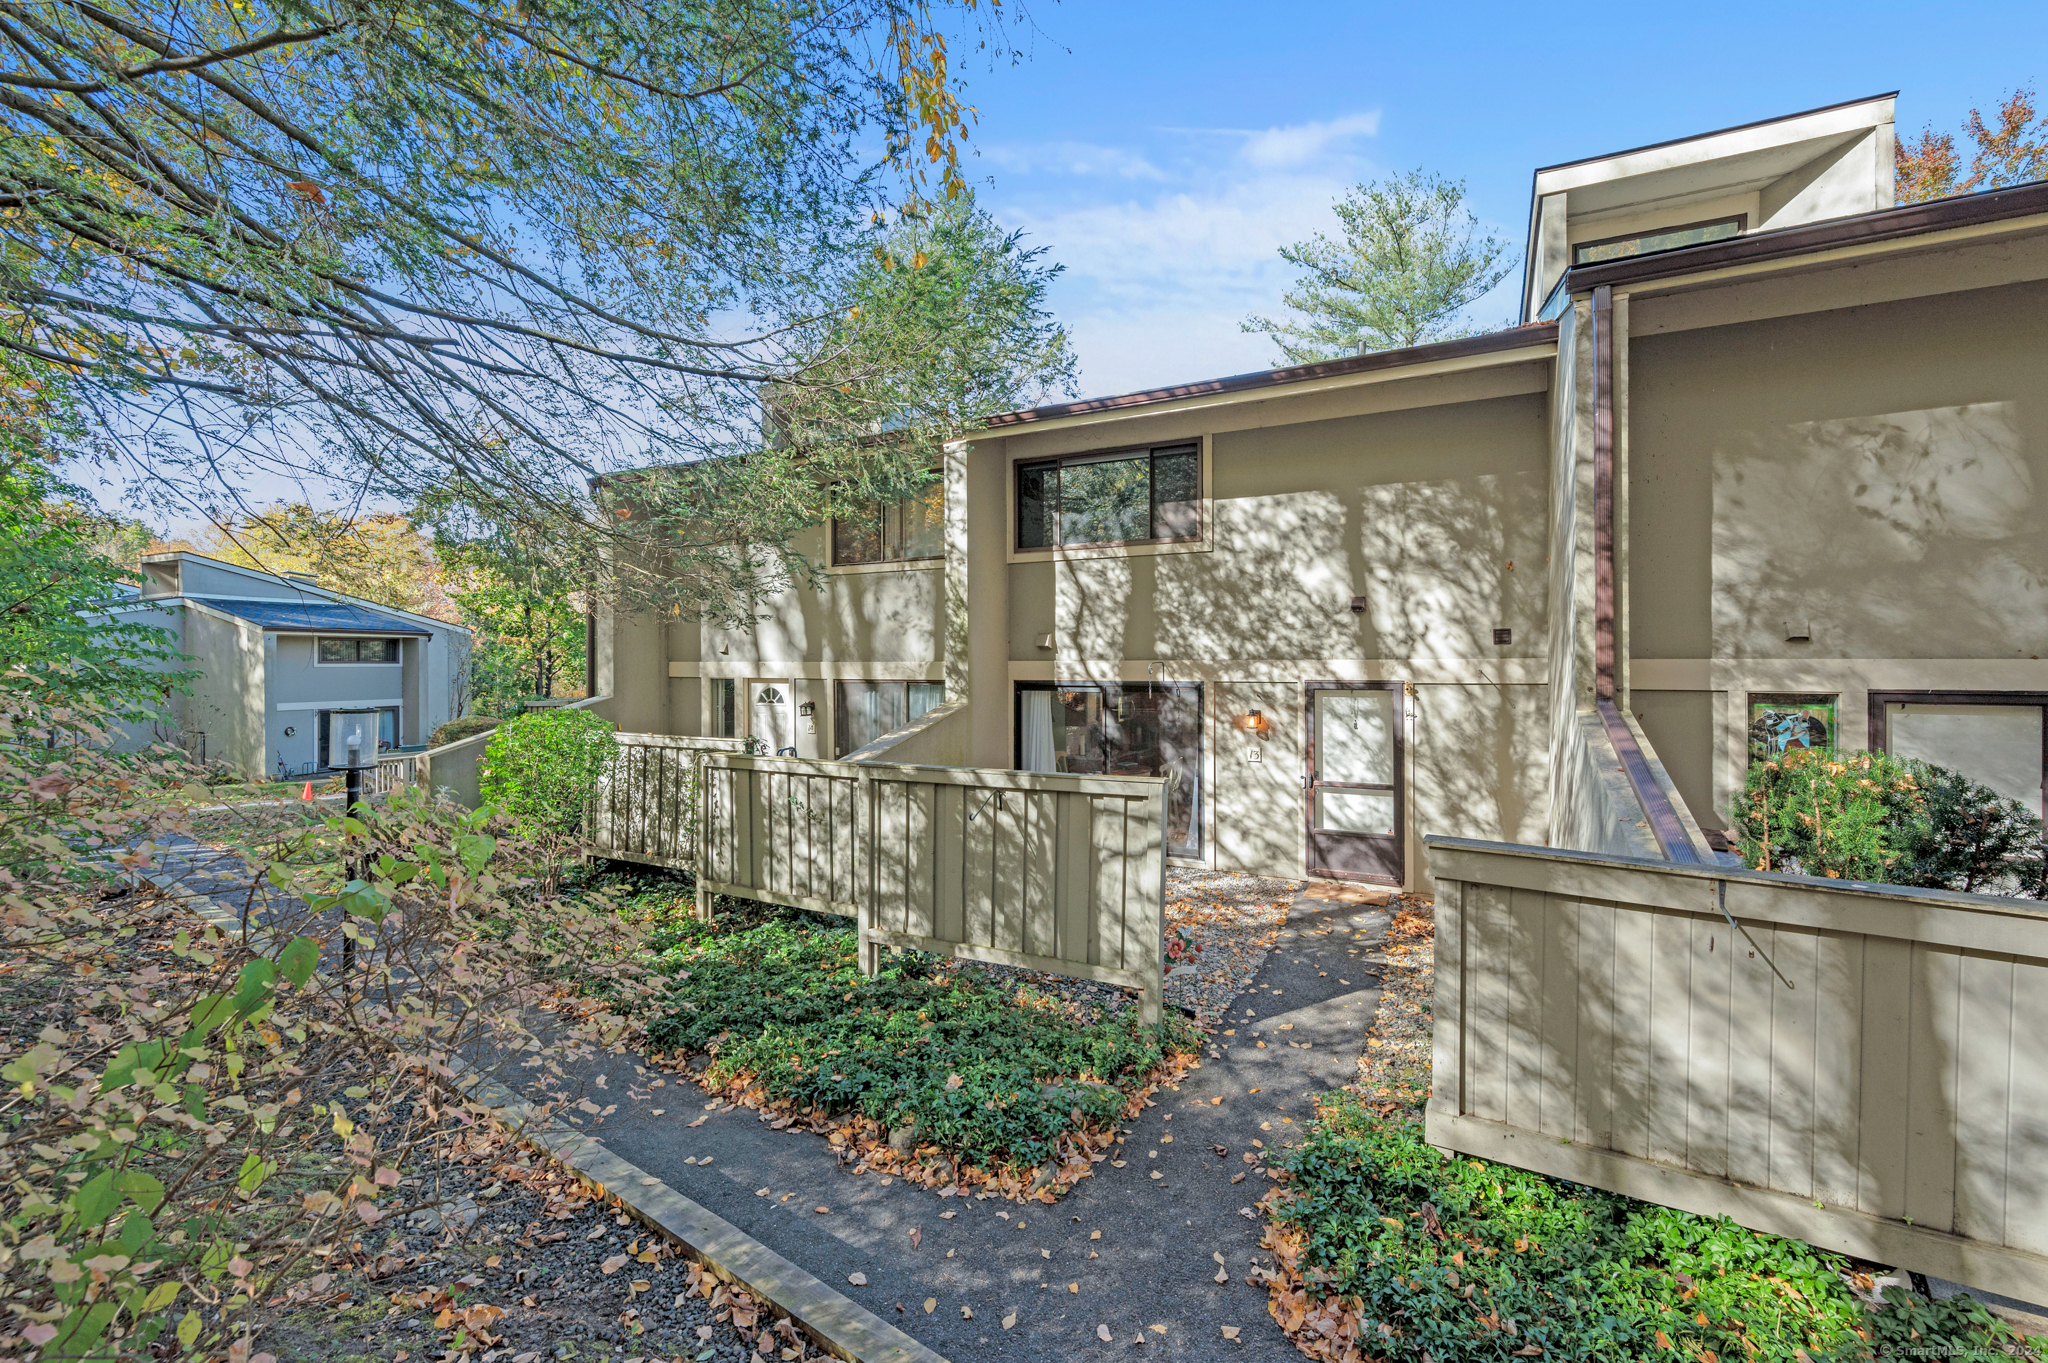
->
[590,735,1167,1026]
[1425,834,2048,1301]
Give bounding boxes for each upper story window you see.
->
[1016,443,1200,551]
[1572,215,1745,266]
[317,637,401,664]
[831,480,944,566]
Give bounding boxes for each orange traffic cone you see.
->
[302,781,314,801]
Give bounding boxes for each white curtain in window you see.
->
[1020,690,1057,772]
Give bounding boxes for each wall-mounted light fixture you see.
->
[1233,708,1272,737]
[1348,596,1367,615]
[798,700,816,717]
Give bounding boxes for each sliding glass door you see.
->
[1014,682,1201,858]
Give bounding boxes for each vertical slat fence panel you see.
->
[648,749,1168,1026]
[1424,834,2048,1304]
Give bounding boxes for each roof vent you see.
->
[282,570,319,585]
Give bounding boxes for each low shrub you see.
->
[1264,1092,2034,1362]
[477,707,618,887]
[1731,748,2046,894]
[640,914,1197,1173]
[429,713,500,748]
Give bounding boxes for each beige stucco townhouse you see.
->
[591,93,2048,893]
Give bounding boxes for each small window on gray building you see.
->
[318,637,401,663]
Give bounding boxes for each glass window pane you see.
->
[832,504,884,565]
[1747,695,1836,766]
[1060,455,1151,546]
[901,481,944,559]
[1016,462,1057,549]
[907,681,945,722]
[1888,702,2045,813]
[378,709,398,750]
[1151,448,1200,540]
[319,639,352,663]
[1316,789,1396,835]
[1054,688,1105,772]
[1316,690,1395,785]
[379,639,400,663]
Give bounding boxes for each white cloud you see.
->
[1058,306,1276,400]
[978,140,1168,180]
[1236,111,1383,169]
[1008,172,1344,307]
[980,108,1398,401]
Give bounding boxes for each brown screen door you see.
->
[1305,682,1404,885]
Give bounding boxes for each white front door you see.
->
[751,682,794,754]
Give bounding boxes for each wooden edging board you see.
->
[136,865,951,1363]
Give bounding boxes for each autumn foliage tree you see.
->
[0,0,1063,628]
[1896,86,2048,203]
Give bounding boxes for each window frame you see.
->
[1011,441,1205,554]
[1867,689,2048,823]
[827,474,946,570]
[1571,214,1747,267]
[709,678,738,738]
[1012,680,1203,859]
[834,678,946,757]
[313,636,403,665]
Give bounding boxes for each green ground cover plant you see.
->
[637,907,1197,1177]
[1261,1091,2034,1362]
[1733,748,2047,894]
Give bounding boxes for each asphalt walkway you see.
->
[561,893,1393,1362]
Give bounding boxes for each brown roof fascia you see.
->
[1563,179,2048,294]
[984,324,1559,429]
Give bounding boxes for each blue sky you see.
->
[957,0,2048,400]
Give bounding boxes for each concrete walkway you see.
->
[557,892,1393,1362]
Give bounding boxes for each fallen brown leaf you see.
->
[1097,1325,1113,1342]
[848,1272,867,1286]
[1221,1325,1241,1341]
[1002,1312,1018,1330]
[909,1227,921,1250]
[923,1298,936,1314]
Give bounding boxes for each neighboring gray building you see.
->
[100,551,470,780]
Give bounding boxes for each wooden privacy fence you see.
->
[1425,834,2048,1301]
[589,738,1168,1026]
[589,733,754,868]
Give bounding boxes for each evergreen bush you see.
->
[1731,748,2045,895]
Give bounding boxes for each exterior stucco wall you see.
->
[184,606,265,778]
[1629,276,2048,821]
[1009,390,1554,887]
